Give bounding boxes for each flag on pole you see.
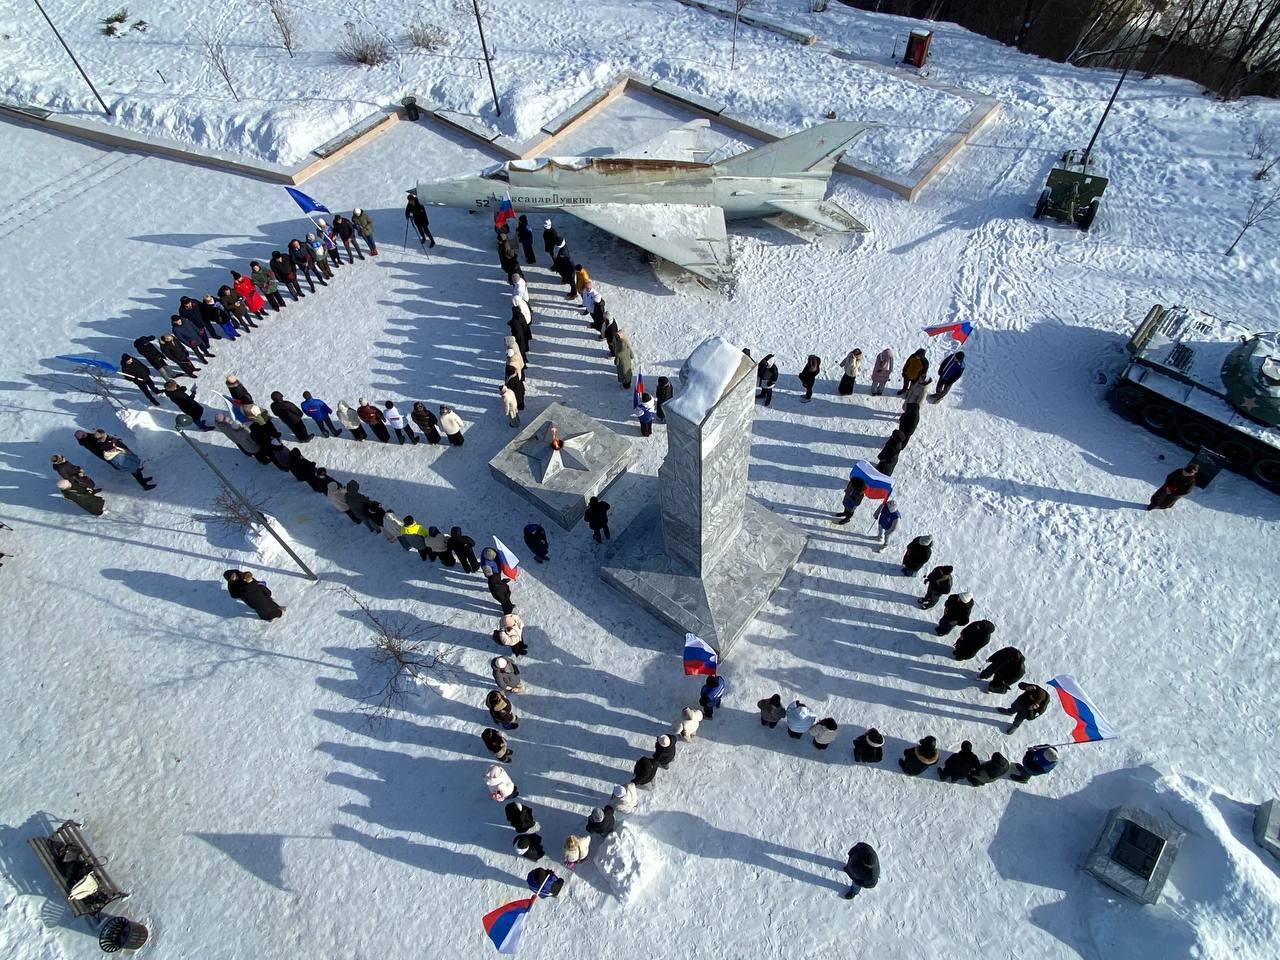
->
[683,633,719,676]
[493,537,521,581]
[923,320,974,344]
[482,897,534,955]
[633,367,646,409]
[849,459,894,501]
[284,187,331,216]
[494,190,517,230]
[1047,675,1118,744]
[55,355,117,373]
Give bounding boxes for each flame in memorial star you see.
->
[519,421,594,483]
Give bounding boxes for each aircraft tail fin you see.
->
[714,121,877,177]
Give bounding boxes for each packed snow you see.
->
[665,335,748,423]
[2,4,1280,960]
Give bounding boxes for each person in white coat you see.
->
[439,405,465,446]
[581,280,602,317]
[381,509,403,545]
[512,293,531,327]
[902,376,933,409]
[611,782,638,815]
[511,273,529,309]
[336,400,368,441]
[785,700,816,740]
[562,834,590,867]
[500,384,520,427]
[675,706,704,742]
[491,656,524,694]
[486,764,517,802]
[383,400,419,444]
[493,613,527,656]
[505,341,525,381]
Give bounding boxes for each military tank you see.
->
[1109,304,1280,491]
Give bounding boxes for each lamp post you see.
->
[471,0,501,117]
[31,0,112,117]
[174,415,318,581]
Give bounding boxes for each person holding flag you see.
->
[930,350,966,403]
[493,189,517,234]
[683,634,718,676]
[699,674,726,718]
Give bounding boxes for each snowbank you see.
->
[596,824,662,903]
[665,336,746,424]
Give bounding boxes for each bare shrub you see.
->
[265,0,297,57]
[1225,182,1280,255]
[204,486,271,534]
[200,30,240,102]
[407,18,449,51]
[337,25,391,67]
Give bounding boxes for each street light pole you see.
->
[174,417,318,581]
[471,0,501,117]
[31,0,112,117]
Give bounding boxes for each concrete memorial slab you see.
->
[488,402,634,530]
[601,337,806,657]
[1084,805,1185,905]
[1254,798,1280,860]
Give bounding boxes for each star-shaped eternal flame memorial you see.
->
[489,401,636,529]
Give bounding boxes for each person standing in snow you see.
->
[586,806,616,838]
[269,250,305,301]
[500,383,520,427]
[937,741,981,783]
[931,350,965,402]
[527,868,564,898]
[486,764,518,802]
[491,656,524,694]
[935,591,974,636]
[756,355,779,407]
[977,646,1026,695]
[798,355,822,402]
[852,728,885,763]
[398,515,429,558]
[562,834,591,869]
[870,347,893,396]
[383,400,418,444]
[785,700,816,740]
[120,354,160,405]
[757,693,786,728]
[1147,463,1199,511]
[79,429,155,489]
[811,717,839,750]
[450,526,480,573]
[967,752,1012,786]
[898,348,928,396]
[581,278,602,318]
[300,391,341,437]
[614,331,634,390]
[306,233,336,278]
[482,727,513,763]
[270,391,312,443]
[898,736,939,776]
[522,523,549,564]
[163,380,213,429]
[132,334,174,378]
[51,454,99,494]
[352,207,378,256]
[171,315,212,363]
[675,707,704,742]
[336,400,367,441]
[542,218,561,259]
[410,402,441,444]
[877,429,906,476]
[486,690,519,730]
[249,260,286,312]
[632,755,658,790]
[953,619,995,660]
[217,285,257,333]
[57,478,105,516]
[834,477,866,525]
[573,263,591,301]
[288,238,325,293]
[514,834,545,862]
[380,507,404,542]
[699,674,726,718]
[425,526,454,565]
[316,219,343,269]
[919,564,953,609]
[505,343,525,383]
[902,373,933,410]
[1000,682,1050,734]
[585,496,610,543]
[611,782,638,814]
[837,349,863,395]
[488,572,515,615]
[655,376,673,423]
[405,191,434,247]
[900,535,932,576]
[326,477,359,524]
[214,413,264,461]
[1010,745,1059,783]
[553,248,576,298]
[332,213,364,263]
[516,214,535,264]
[230,570,285,621]
[873,499,900,552]
[653,734,677,769]
[842,843,879,900]
[356,399,389,442]
[157,333,199,377]
[637,393,656,437]
[232,269,270,317]
[439,405,465,446]
[493,612,528,656]
[506,800,538,833]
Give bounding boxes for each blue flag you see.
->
[56,355,117,373]
[284,187,330,215]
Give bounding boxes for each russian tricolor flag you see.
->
[850,459,893,501]
[494,190,517,230]
[493,536,521,581]
[1048,675,1118,744]
[923,320,974,344]
[683,633,719,676]
[633,367,646,409]
[482,896,533,954]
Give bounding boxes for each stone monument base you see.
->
[600,499,806,656]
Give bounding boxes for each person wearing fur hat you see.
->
[493,614,527,655]
[810,717,839,750]
[586,805,615,837]
[698,674,726,718]
[542,219,562,257]
[514,833,544,861]
[500,383,520,428]
[1010,745,1059,783]
[873,499,900,552]
[491,656,524,694]
[485,764,517,802]
[898,736,940,776]
[785,700,816,740]
[757,693,786,728]
[410,402,440,444]
[676,707,704,742]
[481,727,513,763]
[901,535,933,576]
[842,843,880,900]
[1000,682,1050,734]
[439,405,465,446]
[918,565,953,609]
[505,341,525,381]
[953,620,995,660]
[837,348,863,395]
[486,690,518,730]
[935,592,974,635]
[505,801,537,833]
[57,478,105,515]
[653,734,677,768]
[967,752,1012,786]
[977,646,1026,695]
[562,834,590,868]
[611,782,638,814]
[936,740,981,783]
[852,728,885,763]
[527,867,563,898]
[632,755,658,790]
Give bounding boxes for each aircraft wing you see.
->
[764,198,869,233]
[613,119,712,162]
[568,202,734,286]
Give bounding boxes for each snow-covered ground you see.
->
[2,4,1280,960]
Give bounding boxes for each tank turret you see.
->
[1221,333,1280,427]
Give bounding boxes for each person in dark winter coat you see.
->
[450,526,480,573]
[898,349,928,395]
[811,717,839,750]
[225,375,254,407]
[132,335,174,377]
[937,740,981,783]
[482,727,513,763]
[931,351,965,402]
[514,834,544,861]
[344,480,370,528]
[265,438,291,471]
[877,430,906,476]
[287,447,317,487]
[852,728,885,763]
[553,249,575,298]
[232,571,284,621]
[523,523,549,563]
[200,294,237,340]
[120,354,160,404]
[901,535,933,576]
[363,500,386,535]
[586,805,615,837]
[585,496,610,543]
[51,454,99,493]
[526,868,563,898]
[300,391,341,437]
[309,466,334,495]
[158,334,198,377]
[653,734,676,768]
[898,403,921,445]
[967,752,1011,786]
[935,592,974,635]
[898,736,940,776]
[953,619,995,660]
[332,214,364,263]
[842,843,880,900]
[57,478,105,515]
[352,207,377,256]
[756,354,779,406]
[269,251,304,301]
[757,693,785,728]
[163,380,212,429]
[1147,463,1199,510]
[1000,682,1050,734]
[505,373,526,412]
[250,261,286,311]
[834,477,866,525]
[357,399,390,442]
[215,285,254,333]
[655,376,674,423]
[488,574,515,615]
[798,355,821,401]
[506,800,537,833]
[632,755,658,789]
[171,315,212,362]
[487,690,519,730]
[408,402,441,444]
[919,565,953,609]
[405,191,434,246]
[698,675,726,718]
[542,219,562,258]
[978,646,1026,694]
[517,214,536,264]
[288,238,326,292]
[270,392,312,443]
[1010,745,1060,783]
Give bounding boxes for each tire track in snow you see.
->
[0,152,144,233]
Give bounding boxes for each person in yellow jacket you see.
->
[573,264,591,298]
[898,349,929,396]
[399,515,430,561]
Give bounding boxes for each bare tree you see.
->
[201,485,272,534]
[337,587,462,721]
[1257,153,1280,180]
[731,0,751,71]
[200,30,240,102]
[265,0,297,58]
[1225,182,1280,254]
